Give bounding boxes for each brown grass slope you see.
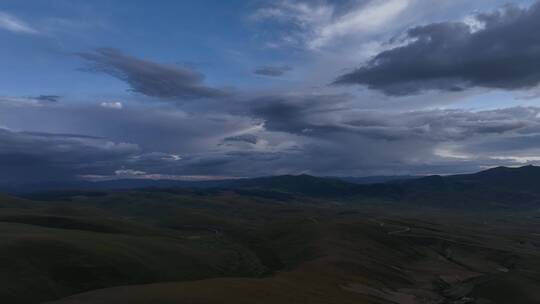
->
[46,210,540,304]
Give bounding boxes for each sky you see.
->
[2,0,540,183]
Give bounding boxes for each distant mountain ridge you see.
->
[334,175,418,184]
[0,174,417,194]
[6,165,540,210]
[393,165,540,209]
[225,166,540,209]
[447,165,540,191]
[0,179,236,194]
[399,165,540,194]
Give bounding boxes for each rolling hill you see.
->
[1,166,540,303]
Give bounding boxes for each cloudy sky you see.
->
[2,0,540,183]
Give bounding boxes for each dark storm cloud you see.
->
[0,100,264,180]
[0,101,255,155]
[78,48,228,99]
[0,125,241,183]
[335,2,540,95]
[254,65,292,77]
[0,128,140,183]
[249,94,349,134]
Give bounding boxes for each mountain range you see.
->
[13,165,540,211]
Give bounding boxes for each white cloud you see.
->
[161,153,183,161]
[100,101,123,109]
[0,12,38,34]
[309,0,411,49]
[253,0,410,50]
[114,169,146,176]
[490,156,540,164]
[462,15,486,33]
[83,170,238,181]
[434,146,472,160]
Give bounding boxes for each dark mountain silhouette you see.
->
[393,166,540,209]
[0,179,237,195]
[225,166,540,209]
[335,175,418,184]
[8,165,540,210]
[447,165,540,191]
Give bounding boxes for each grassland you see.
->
[1,178,539,303]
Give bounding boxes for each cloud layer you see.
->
[4,92,540,182]
[0,128,139,183]
[3,1,540,183]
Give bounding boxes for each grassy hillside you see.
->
[0,195,269,304]
[46,210,540,304]
[2,171,540,304]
